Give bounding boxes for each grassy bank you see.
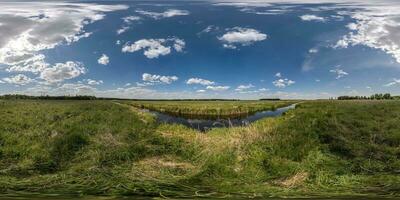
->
[0,100,399,198]
[127,100,297,119]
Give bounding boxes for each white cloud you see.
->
[309,48,318,53]
[198,25,219,35]
[329,68,348,79]
[98,54,109,65]
[40,61,85,83]
[258,88,268,92]
[223,44,237,49]
[2,74,33,85]
[206,85,230,91]
[275,72,282,77]
[196,89,206,93]
[142,73,178,84]
[0,2,127,75]
[186,78,215,86]
[272,78,295,88]
[117,26,130,35]
[122,38,184,59]
[173,39,185,52]
[136,9,189,19]
[5,54,49,74]
[384,78,400,87]
[85,79,103,85]
[333,4,400,64]
[58,83,96,94]
[66,32,93,44]
[218,27,267,49]
[117,16,141,35]
[235,84,254,91]
[122,15,141,23]
[300,14,326,22]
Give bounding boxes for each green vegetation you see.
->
[128,100,297,119]
[338,93,394,100]
[0,100,399,199]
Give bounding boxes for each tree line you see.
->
[337,93,398,100]
[0,94,98,100]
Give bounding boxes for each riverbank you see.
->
[127,100,297,119]
[0,100,399,198]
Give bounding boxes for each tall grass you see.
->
[127,100,297,119]
[0,100,399,198]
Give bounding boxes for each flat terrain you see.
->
[128,100,297,118]
[0,100,399,198]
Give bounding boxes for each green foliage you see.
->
[338,93,393,100]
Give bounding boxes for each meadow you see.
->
[0,100,399,199]
[128,100,297,119]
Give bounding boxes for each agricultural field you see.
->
[0,100,399,199]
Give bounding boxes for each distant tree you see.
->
[338,93,394,100]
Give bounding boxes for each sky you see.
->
[0,0,400,99]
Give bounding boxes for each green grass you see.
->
[127,100,297,119]
[0,100,399,198]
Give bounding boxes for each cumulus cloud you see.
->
[5,54,49,74]
[142,73,178,84]
[235,84,254,91]
[0,2,127,75]
[275,72,282,77]
[300,14,326,22]
[136,9,189,19]
[329,68,348,79]
[40,61,85,83]
[384,78,400,87]
[196,89,206,93]
[122,38,185,58]
[186,78,215,86]
[117,15,141,35]
[272,78,295,88]
[218,27,267,49]
[173,39,186,52]
[122,15,141,23]
[333,3,400,64]
[2,74,34,85]
[97,54,109,65]
[206,85,230,91]
[85,79,103,85]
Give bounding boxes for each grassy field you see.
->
[128,100,297,119]
[0,100,399,199]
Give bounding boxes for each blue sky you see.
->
[1,0,400,99]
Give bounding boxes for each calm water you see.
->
[145,104,297,131]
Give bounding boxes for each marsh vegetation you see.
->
[0,100,399,198]
[128,100,297,119]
